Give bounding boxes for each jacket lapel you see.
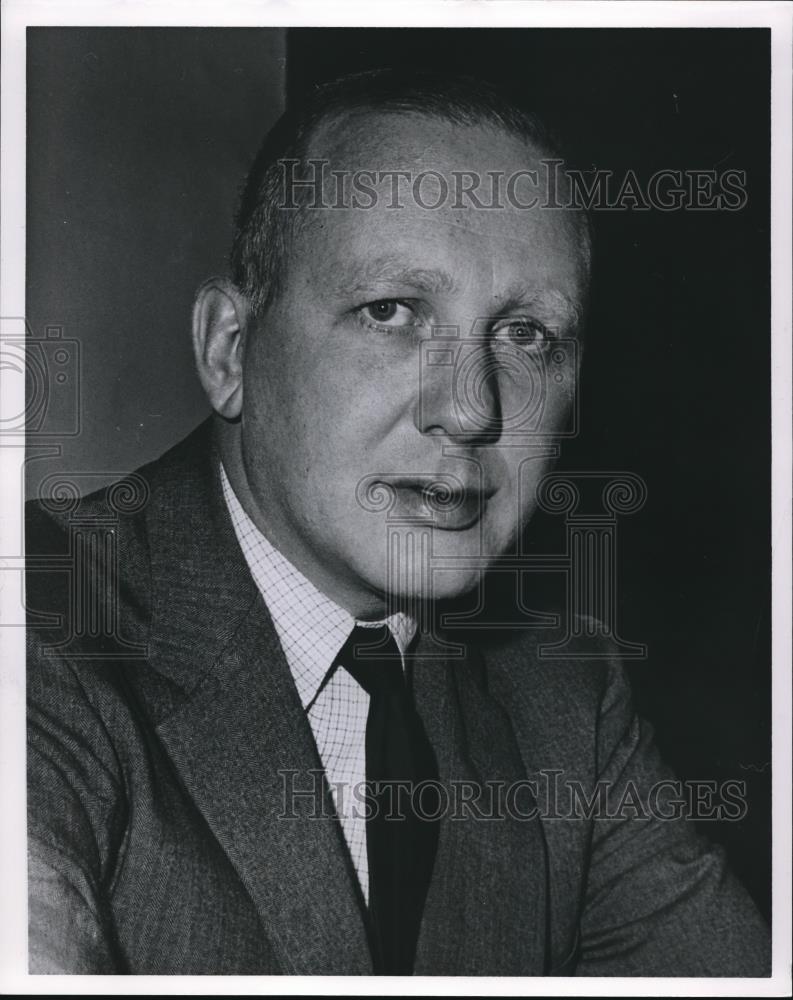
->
[411,636,549,976]
[141,419,372,974]
[136,419,547,975]
[155,597,373,974]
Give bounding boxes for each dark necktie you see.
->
[337,624,440,975]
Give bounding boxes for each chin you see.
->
[347,513,513,608]
[426,571,483,605]
[369,553,486,607]
[374,578,481,610]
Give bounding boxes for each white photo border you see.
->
[1,2,790,996]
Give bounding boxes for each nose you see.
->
[414,336,503,446]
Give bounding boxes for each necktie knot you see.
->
[338,624,405,697]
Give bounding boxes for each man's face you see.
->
[238,112,589,616]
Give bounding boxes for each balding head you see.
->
[230,68,592,318]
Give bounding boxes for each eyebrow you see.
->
[336,256,458,296]
[336,255,583,330]
[494,286,585,331]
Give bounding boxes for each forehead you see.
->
[311,106,542,173]
[286,110,589,306]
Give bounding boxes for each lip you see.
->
[389,479,494,531]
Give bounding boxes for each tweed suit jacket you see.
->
[26,419,771,976]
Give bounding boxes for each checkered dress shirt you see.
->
[220,464,417,903]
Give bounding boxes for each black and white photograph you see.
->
[1,1,790,992]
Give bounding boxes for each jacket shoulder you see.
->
[25,419,215,643]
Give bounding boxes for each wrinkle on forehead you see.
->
[322,212,590,296]
[301,205,590,267]
[293,187,591,289]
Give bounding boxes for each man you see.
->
[26,69,770,976]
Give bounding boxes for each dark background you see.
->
[27,27,771,918]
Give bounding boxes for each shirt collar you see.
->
[219,463,417,711]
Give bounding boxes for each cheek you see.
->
[491,452,558,526]
[499,356,577,430]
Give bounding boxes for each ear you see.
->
[191,278,250,419]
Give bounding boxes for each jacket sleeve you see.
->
[27,633,126,973]
[575,659,771,976]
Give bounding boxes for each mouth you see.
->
[388,477,495,531]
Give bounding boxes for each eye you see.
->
[357,299,420,332]
[492,316,552,350]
